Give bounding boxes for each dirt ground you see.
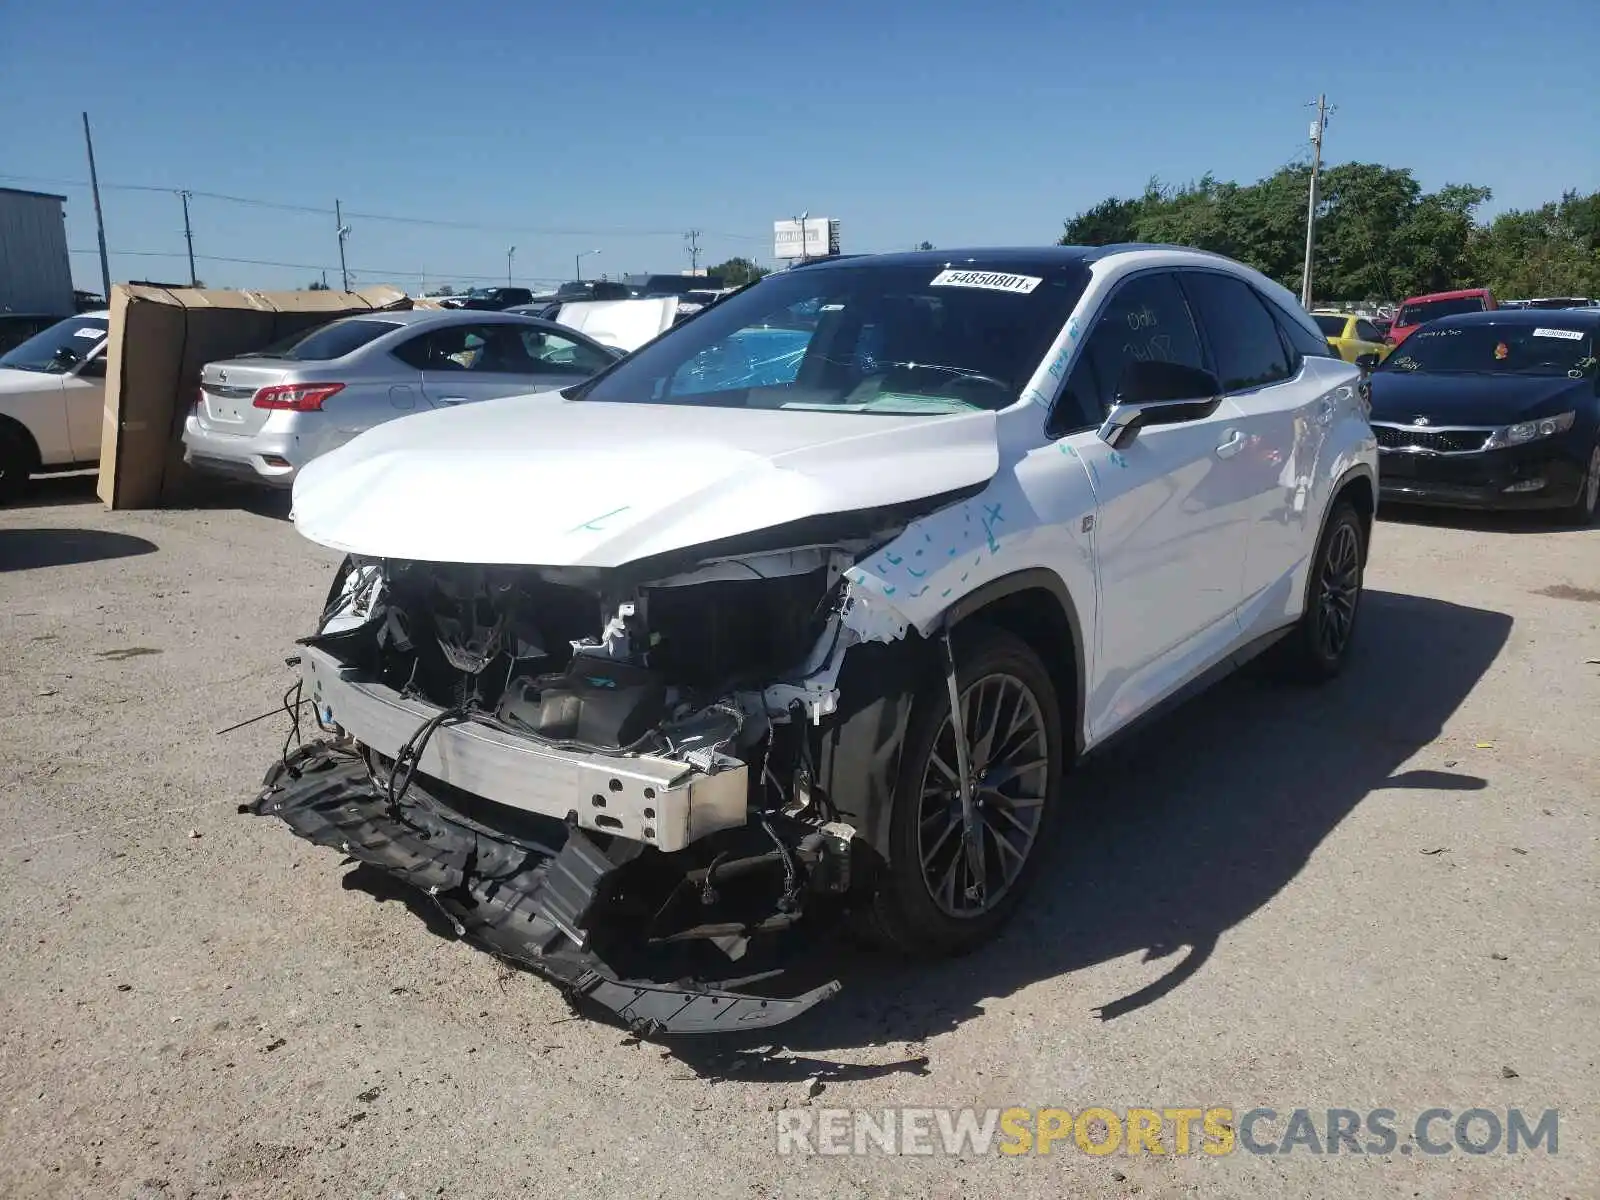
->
[0,475,1595,1199]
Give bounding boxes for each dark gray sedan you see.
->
[183,308,621,487]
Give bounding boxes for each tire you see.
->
[1558,442,1600,526]
[865,623,1065,958]
[0,427,36,505]
[1272,501,1366,683]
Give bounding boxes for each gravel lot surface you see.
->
[1,476,1595,1199]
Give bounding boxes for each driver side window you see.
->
[1049,272,1205,435]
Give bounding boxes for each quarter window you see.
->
[1183,272,1293,391]
[1049,272,1205,433]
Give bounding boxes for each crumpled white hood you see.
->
[291,393,999,567]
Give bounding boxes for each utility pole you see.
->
[178,190,197,286]
[684,229,701,274]
[1301,94,1331,309]
[81,112,112,304]
[507,245,516,286]
[335,199,351,292]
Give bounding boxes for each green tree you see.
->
[916,240,935,251]
[708,256,770,286]
[306,279,331,291]
[1059,195,1144,246]
[1059,162,1496,303]
[1472,189,1600,298]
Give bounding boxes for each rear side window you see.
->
[1182,273,1292,391]
[1263,297,1336,363]
[1355,319,1384,343]
[1050,271,1205,433]
[1312,314,1347,338]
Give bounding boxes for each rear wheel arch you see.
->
[1328,465,1376,565]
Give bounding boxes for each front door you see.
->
[62,351,107,463]
[1046,270,1252,742]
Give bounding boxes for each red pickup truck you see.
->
[1389,288,1497,346]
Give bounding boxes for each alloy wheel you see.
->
[916,672,1050,918]
[1317,521,1361,660]
[1585,446,1600,516]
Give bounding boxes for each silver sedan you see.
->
[182,309,622,487]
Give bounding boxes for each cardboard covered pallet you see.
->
[96,283,410,509]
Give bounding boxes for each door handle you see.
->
[438,395,469,405]
[1215,429,1246,459]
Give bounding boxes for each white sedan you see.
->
[0,313,109,501]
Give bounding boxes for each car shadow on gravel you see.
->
[0,526,158,571]
[668,587,1512,1079]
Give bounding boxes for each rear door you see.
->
[413,321,611,408]
[1045,270,1253,741]
[1180,271,1331,634]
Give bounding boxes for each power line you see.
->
[0,174,762,240]
[68,246,568,285]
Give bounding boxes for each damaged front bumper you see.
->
[249,741,841,1034]
[299,646,749,853]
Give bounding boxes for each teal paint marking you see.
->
[568,506,630,533]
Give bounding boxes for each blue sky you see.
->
[5,0,1597,294]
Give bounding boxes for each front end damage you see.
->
[249,514,948,1034]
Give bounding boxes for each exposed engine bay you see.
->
[249,505,961,1034]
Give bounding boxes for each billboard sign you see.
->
[774,218,839,260]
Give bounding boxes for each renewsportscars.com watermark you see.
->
[774,1107,1559,1158]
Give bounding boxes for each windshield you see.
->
[0,316,108,374]
[241,319,401,361]
[1379,323,1597,377]
[1312,314,1347,337]
[1397,296,1487,326]
[574,261,1091,415]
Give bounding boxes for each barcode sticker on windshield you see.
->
[73,327,103,339]
[930,269,1042,294]
[1533,327,1584,340]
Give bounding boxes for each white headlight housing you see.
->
[1484,410,1575,449]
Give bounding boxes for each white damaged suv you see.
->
[252,246,1377,1034]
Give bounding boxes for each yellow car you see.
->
[1312,311,1391,363]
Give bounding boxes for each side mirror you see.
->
[1097,360,1222,449]
[1353,352,1380,372]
